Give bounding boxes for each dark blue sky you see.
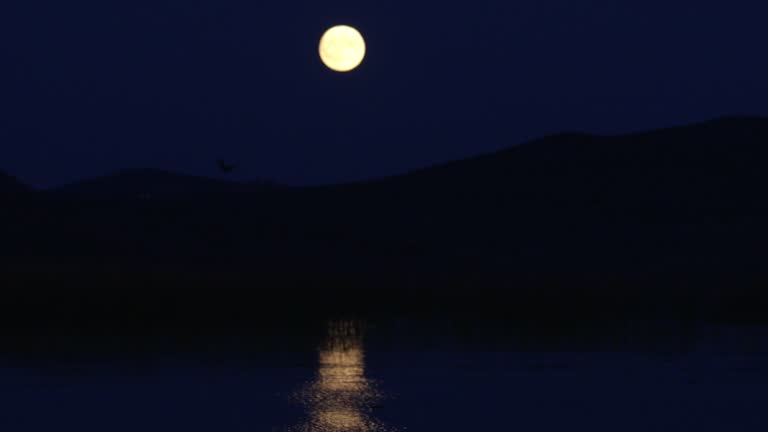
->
[1,0,767,187]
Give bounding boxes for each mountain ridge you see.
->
[48,167,278,200]
[14,115,768,197]
[0,171,29,196]
[2,115,768,273]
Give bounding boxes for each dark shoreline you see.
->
[0,271,765,358]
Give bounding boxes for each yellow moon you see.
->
[319,25,366,72]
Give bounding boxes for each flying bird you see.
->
[217,159,237,174]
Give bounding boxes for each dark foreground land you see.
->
[2,117,768,354]
[0,271,766,357]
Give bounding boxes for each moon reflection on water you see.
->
[292,320,395,432]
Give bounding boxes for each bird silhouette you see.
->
[217,159,237,174]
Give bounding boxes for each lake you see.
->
[1,319,767,431]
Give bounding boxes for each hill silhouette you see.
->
[0,171,29,197]
[49,168,276,200]
[314,116,768,270]
[3,117,768,344]
[2,116,768,274]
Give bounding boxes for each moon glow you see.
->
[319,25,366,72]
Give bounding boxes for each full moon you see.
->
[319,25,366,72]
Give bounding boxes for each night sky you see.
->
[1,0,766,187]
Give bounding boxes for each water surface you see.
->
[1,320,767,431]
